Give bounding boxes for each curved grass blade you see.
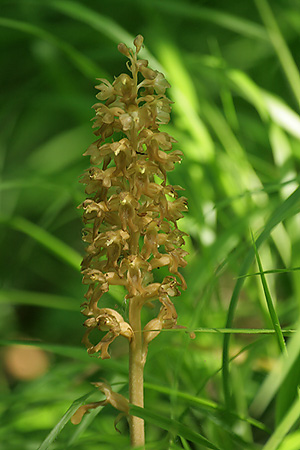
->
[277,429,300,450]
[237,266,300,278]
[149,326,295,335]
[250,325,300,416]
[276,353,300,426]
[227,69,268,120]
[28,125,92,175]
[206,176,300,215]
[263,92,300,140]
[130,405,221,450]
[194,53,300,140]
[37,391,94,450]
[158,42,215,161]
[255,0,300,106]
[251,231,287,354]
[49,0,131,43]
[0,216,81,271]
[0,17,101,79]
[262,394,300,450]
[0,178,65,192]
[66,406,103,447]
[0,289,78,311]
[179,436,192,450]
[222,186,300,407]
[48,0,161,71]
[202,101,264,199]
[67,380,124,447]
[128,0,267,40]
[191,328,295,335]
[144,382,269,433]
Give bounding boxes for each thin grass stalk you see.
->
[251,231,287,354]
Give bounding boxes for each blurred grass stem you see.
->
[255,0,300,108]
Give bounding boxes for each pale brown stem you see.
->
[128,49,145,448]
[129,299,145,448]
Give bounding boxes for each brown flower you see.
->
[82,308,133,359]
[79,34,188,360]
[77,37,190,445]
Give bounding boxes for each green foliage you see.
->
[1,0,300,449]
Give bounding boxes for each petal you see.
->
[71,402,105,425]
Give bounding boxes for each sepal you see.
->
[71,382,129,426]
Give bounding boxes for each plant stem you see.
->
[129,299,145,448]
[128,49,145,448]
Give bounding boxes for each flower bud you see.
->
[134,34,144,53]
[118,42,130,57]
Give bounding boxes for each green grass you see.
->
[1,0,300,449]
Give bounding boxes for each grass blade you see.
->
[277,430,300,450]
[262,395,300,450]
[250,325,300,416]
[130,405,221,450]
[237,267,300,278]
[251,230,287,354]
[131,0,267,40]
[158,42,215,161]
[49,0,132,43]
[48,0,161,71]
[227,69,268,120]
[0,17,101,79]
[144,382,269,433]
[191,328,295,335]
[222,186,300,406]
[255,0,300,106]
[37,391,94,450]
[0,289,78,311]
[263,92,300,139]
[1,216,81,271]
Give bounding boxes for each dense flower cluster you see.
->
[80,35,188,360]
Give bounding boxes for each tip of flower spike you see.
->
[134,34,144,53]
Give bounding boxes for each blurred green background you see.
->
[1,0,300,449]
